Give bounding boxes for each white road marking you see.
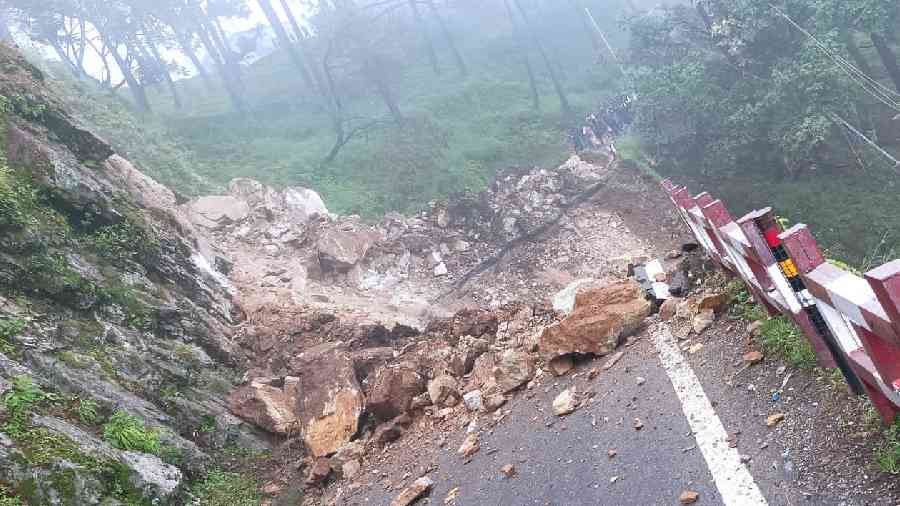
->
[651,324,769,506]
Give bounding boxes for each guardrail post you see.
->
[778,225,864,393]
[863,261,900,394]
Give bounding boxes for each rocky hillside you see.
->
[0,42,684,505]
[0,44,268,504]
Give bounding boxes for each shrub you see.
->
[76,398,100,425]
[191,469,261,506]
[2,376,48,434]
[0,317,26,356]
[102,410,160,455]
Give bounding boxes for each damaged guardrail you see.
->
[661,179,900,424]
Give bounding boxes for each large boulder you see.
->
[283,187,329,222]
[316,224,377,272]
[540,280,651,358]
[186,195,250,230]
[227,377,302,435]
[289,343,366,457]
[365,363,426,421]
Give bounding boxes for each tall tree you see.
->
[409,0,440,75]
[503,0,539,109]
[426,0,466,76]
[257,0,313,87]
[870,33,900,92]
[513,0,570,115]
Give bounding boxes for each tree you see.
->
[409,0,440,75]
[503,0,539,109]
[257,0,314,87]
[426,0,467,76]
[513,0,570,115]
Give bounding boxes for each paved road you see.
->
[349,324,756,506]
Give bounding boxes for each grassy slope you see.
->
[52,2,630,218]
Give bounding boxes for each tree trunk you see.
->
[146,37,182,109]
[177,31,214,90]
[195,18,246,112]
[503,0,539,110]
[870,32,900,92]
[426,0,467,77]
[365,57,403,123]
[513,0,570,115]
[279,0,328,95]
[206,14,244,93]
[409,0,440,75]
[102,36,151,112]
[258,0,314,87]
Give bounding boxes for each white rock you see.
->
[434,262,449,277]
[552,279,596,314]
[552,387,578,416]
[463,390,484,412]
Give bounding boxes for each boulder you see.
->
[187,195,250,230]
[659,297,680,322]
[539,280,651,358]
[373,413,414,446]
[365,364,426,421]
[289,344,366,457]
[692,309,716,334]
[427,375,461,408]
[227,377,302,435]
[316,225,376,272]
[283,187,329,222]
[552,279,597,314]
[492,350,535,393]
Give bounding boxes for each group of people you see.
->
[570,94,636,154]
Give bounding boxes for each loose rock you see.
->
[553,388,578,416]
[679,489,700,504]
[390,476,434,506]
[458,434,480,458]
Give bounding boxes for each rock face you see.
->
[539,280,651,358]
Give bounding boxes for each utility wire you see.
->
[830,113,900,173]
[768,3,900,113]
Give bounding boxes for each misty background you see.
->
[2,0,898,264]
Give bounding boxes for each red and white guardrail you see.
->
[662,179,900,424]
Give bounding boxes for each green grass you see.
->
[76,398,100,425]
[727,281,818,369]
[876,420,900,474]
[102,410,161,455]
[757,316,818,370]
[190,469,261,506]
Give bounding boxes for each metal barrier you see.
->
[662,179,900,424]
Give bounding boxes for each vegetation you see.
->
[0,317,26,356]
[191,469,261,506]
[75,398,100,425]
[727,280,818,369]
[626,0,900,264]
[102,410,161,455]
[876,420,900,474]
[1,375,52,436]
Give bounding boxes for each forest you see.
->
[2,0,899,263]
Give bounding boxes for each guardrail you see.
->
[661,179,900,424]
